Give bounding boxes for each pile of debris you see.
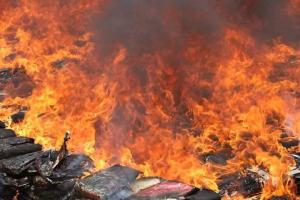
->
[1,121,300,200]
[0,122,220,200]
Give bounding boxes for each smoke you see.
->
[91,0,225,60]
[91,0,300,57]
[88,0,300,144]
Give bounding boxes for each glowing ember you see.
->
[1,0,300,198]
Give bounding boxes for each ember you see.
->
[1,0,300,199]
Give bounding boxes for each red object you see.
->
[136,181,194,197]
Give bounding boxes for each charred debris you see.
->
[0,122,300,200]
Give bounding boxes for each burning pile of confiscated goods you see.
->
[1,122,300,200]
[2,0,300,199]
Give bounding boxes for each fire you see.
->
[1,0,300,198]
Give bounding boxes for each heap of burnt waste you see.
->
[1,121,300,200]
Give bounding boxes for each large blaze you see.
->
[1,0,300,199]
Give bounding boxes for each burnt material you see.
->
[0,136,34,146]
[11,111,26,123]
[76,164,140,200]
[18,179,76,200]
[50,154,94,181]
[0,173,17,200]
[279,138,299,148]
[0,121,6,129]
[0,151,42,175]
[218,171,262,197]
[0,128,93,200]
[0,143,42,159]
[185,189,221,200]
[0,129,16,139]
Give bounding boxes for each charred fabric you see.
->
[0,122,300,200]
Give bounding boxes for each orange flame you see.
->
[1,0,300,198]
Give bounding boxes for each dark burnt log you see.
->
[0,121,5,129]
[75,164,140,200]
[0,143,42,159]
[218,171,262,198]
[0,129,16,139]
[0,151,42,175]
[128,181,196,200]
[0,136,34,146]
[185,189,221,200]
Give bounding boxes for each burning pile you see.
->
[1,0,300,199]
[1,122,300,199]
